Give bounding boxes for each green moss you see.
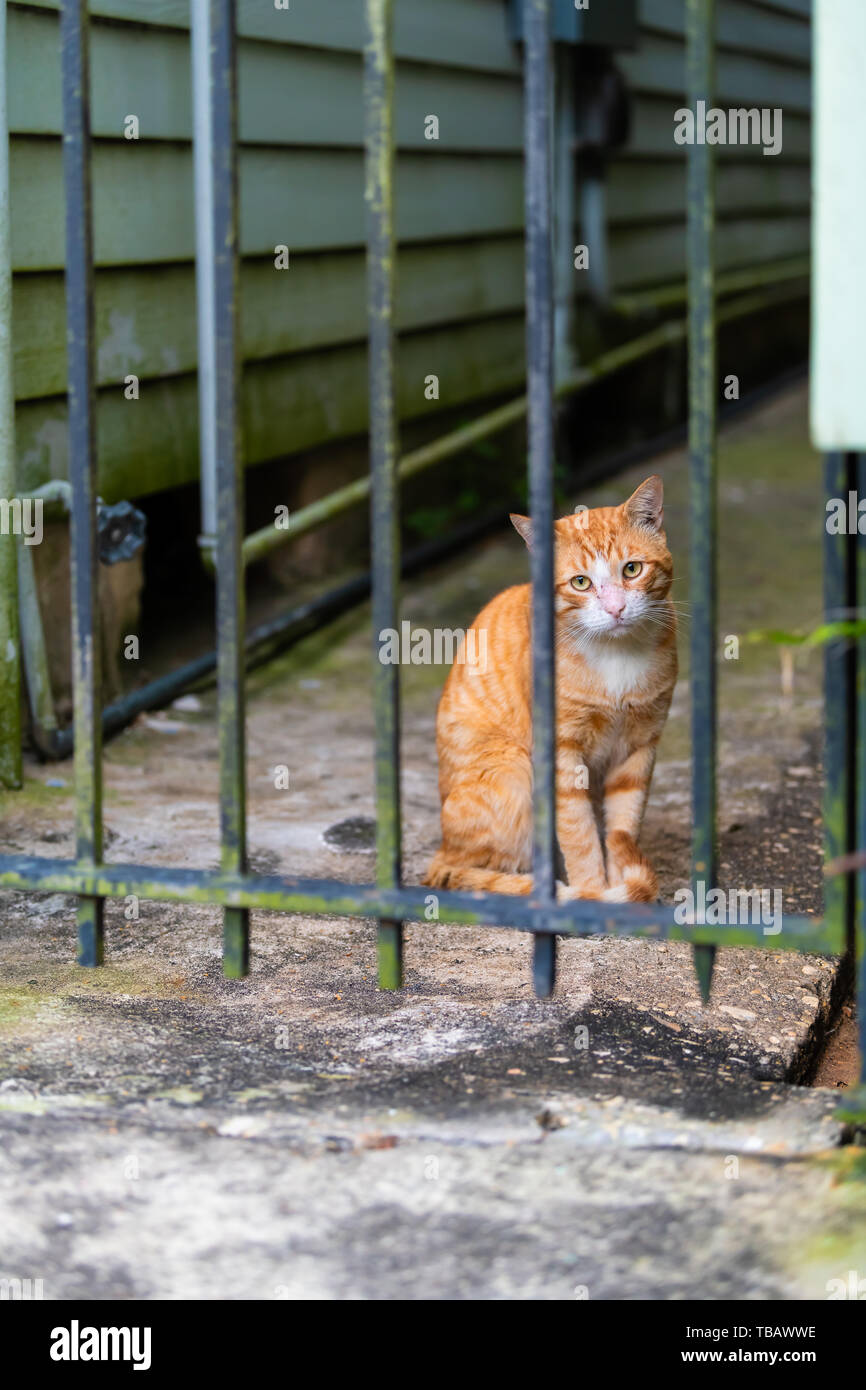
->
[0,776,72,815]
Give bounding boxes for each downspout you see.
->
[191,0,218,568]
[554,44,577,383]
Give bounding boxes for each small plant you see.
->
[746,618,866,696]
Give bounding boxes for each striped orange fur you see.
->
[425,476,677,904]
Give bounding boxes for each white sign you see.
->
[811,0,866,449]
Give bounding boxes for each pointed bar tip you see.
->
[532,932,557,999]
[693,943,716,1005]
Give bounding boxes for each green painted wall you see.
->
[9,0,812,501]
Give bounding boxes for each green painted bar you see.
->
[207,0,249,979]
[0,0,20,789]
[365,0,403,990]
[61,0,105,966]
[686,0,718,1005]
[823,452,856,959]
[0,853,840,954]
[523,0,558,999]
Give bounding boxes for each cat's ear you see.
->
[510,513,533,548]
[624,476,664,532]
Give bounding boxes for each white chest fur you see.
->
[586,640,655,702]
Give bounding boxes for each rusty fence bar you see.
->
[0,0,20,790]
[61,0,104,967]
[824,452,862,1117]
[524,0,558,998]
[365,0,403,989]
[686,0,718,1003]
[823,451,856,961]
[207,0,249,978]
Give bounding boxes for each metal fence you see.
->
[0,0,862,1101]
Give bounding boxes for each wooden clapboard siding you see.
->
[9,0,812,502]
[16,314,530,500]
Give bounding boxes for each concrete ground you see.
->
[0,381,864,1300]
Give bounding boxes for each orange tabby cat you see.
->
[425,476,676,902]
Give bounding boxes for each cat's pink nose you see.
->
[599,585,627,618]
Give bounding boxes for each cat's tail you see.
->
[600,832,659,903]
[424,854,533,895]
[424,852,656,902]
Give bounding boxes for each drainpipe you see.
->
[553,45,577,383]
[191,0,218,568]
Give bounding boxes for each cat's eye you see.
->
[571,575,591,591]
[623,561,643,579]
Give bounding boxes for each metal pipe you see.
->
[61,0,105,967]
[208,0,249,979]
[365,0,403,989]
[0,0,21,789]
[191,0,218,561]
[524,0,557,998]
[17,541,59,756]
[686,0,717,1005]
[613,254,809,318]
[554,44,577,382]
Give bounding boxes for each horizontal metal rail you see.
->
[0,855,839,953]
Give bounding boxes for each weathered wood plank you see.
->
[622,32,810,109]
[10,140,526,269]
[609,214,809,290]
[12,239,528,399]
[8,7,526,149]
[9,8,811,148]
[641,0,810,63]
[11,137,810,272]
[13,146,810,401]
[14,0,525,74]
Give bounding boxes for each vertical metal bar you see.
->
[191,0,218,557]
[854,454,866,1094]
[823,452,854,956]
[686,0,717,1004]
[0,0,20,789]
[524,0,557,997]
[365,0,402,989]
[207,0,248,976]
[61,0,104,965]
